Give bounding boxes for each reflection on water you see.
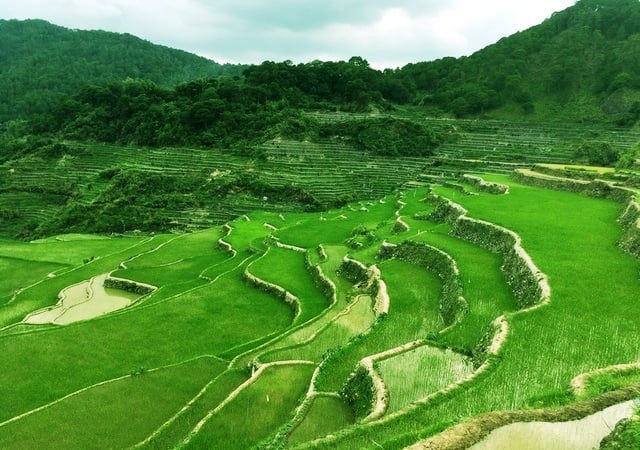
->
[470,399,639,450]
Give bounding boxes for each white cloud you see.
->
[0,0,577,69]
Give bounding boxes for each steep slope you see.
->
[398,0,640,122]
[0,19,244,121]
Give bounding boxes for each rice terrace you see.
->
[1,136,639,448]
[1,1,640,449]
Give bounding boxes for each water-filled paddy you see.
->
[470,398,639,449]
[23,273,141,325]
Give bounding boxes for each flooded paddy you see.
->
[470,399,639,450]
[23,273,141,325]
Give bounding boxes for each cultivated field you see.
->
[0,161,638,448]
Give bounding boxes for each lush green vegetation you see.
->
[600,410,640,449]
[3,0,640,239]
[4,0,640,126]
[287,395,354,445]
[0,171,636,449]
[0,19,243,122]
[185,363,315,449]
[399,0,640,122]
[1,0,640,448]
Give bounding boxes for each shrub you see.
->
[574,141,620,167]
[340,365,375,420]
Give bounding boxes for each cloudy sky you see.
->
[1,0,576,69]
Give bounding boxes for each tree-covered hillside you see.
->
[0,19,244,121]
[1,0,640,239]
[398,0,640,123]
[25,65,439,155]
[3,0,640,126]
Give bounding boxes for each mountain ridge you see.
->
[0,18,245,121]
[1,0,640,239]
[2,0,640,124]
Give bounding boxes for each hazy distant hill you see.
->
[0,19,244,121]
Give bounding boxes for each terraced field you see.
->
[3,116,639,238]
[0,165,638,449]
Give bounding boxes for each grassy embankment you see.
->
[0,174,637,449]
[302,175,639,448]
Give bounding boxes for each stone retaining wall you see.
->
[337,256,370,285]
[452,217,549,308]
[103,276,156,295]
[217,223,236,256]
[618,198,640,258]
[392,216,410,233]
[462,174,509,194]
[317,244,328,262]
[304,251,337,305]
[337,256,389,316]
[426,193,550,309]
[378,240,467,326]
[273,240,306,252]
[242,267,301,321]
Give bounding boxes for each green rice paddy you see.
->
[0,168,637,449]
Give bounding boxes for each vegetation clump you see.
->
[600,414,640,449]
[340,365,376,421]
[378,240,466,326]
[103,276,155,295]
[345,225,377,249]
[574,141,620,166]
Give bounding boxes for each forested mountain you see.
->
[0,19,244,121]
[3,0,640,127]
[1,0,640,239]
[398,0,640,123]
[23,61,436,154]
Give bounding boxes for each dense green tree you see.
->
[616,141,640,169]
[574,141,620,166]
[395,0,640,122]
[4,0,640,132]
[0,19,245,121]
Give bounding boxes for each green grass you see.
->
[139,368,249,449]
[0,234,174,327]
[0,357,227,449]
[288,395,354,445]
[582,369,640,398]
[393,220,517,350]
[0,256,66,304]
[0,234,148,266]
[0,174,638,449]
[231,244,355,368]
[274,198,397,248]
[315,258,443,393]
[122,229,223,268]
[378,345,473,413]
[114,250,231,287]
[249,246,331,324]
[0,266,293,424]
[261,293,376,363]
[184,363,315,449]
[224,212,286,252]
[303,176,640,448]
